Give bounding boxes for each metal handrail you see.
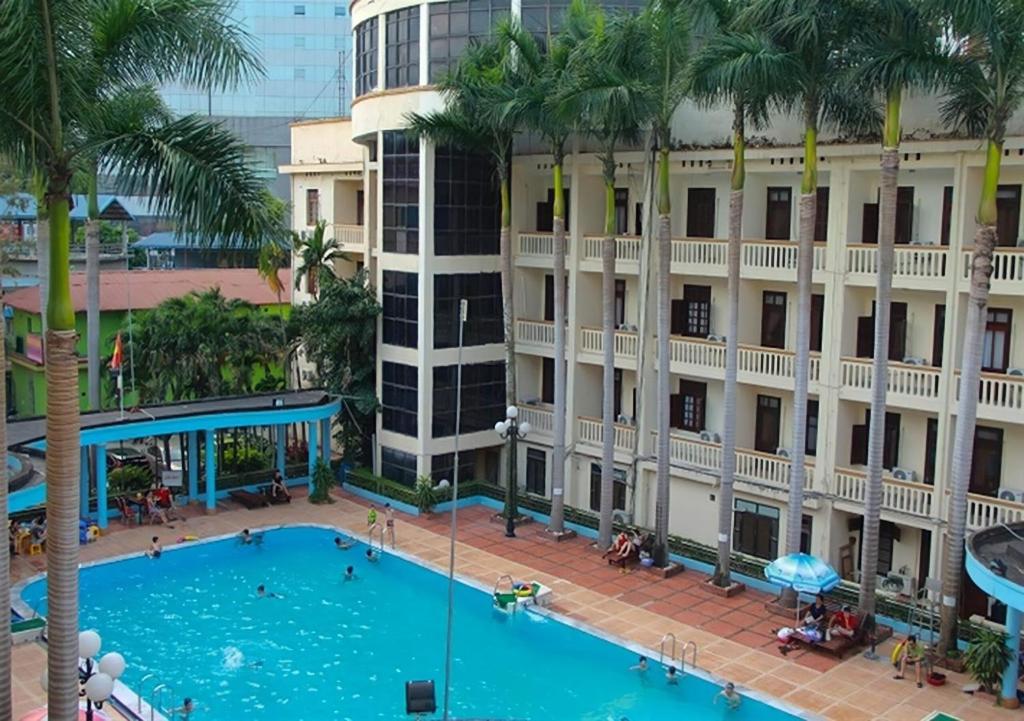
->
[659,633,677,665]
[681,640,698,671]
[136,674,157,712]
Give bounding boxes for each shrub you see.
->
[964,627,1012,694]
[413,475,436,514]
[108,465,153,495]
[309,460,335,504]
[222,444,271,473]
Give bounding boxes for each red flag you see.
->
[109,332,123,371]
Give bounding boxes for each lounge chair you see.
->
[229,489,270,509]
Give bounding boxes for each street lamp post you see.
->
[494,406,530,538]
[77,630,126,720]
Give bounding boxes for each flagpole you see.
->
[118,366,124,419]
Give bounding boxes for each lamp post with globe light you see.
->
[495,406,530,538]
[77,630,125,720]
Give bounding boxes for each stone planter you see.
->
[647,562,684,579]
[705,579,747,598]
[545,528,578,542]
[936,655,966,674]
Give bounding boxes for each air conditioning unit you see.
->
[902,356,927,366]
[707,333,726,343]
[998,487,1024,503]
[892,467,917,482]
[909,238,929,246]
[1007,367,1024,377]
[616,414,636,426]
[611,509,634,525]
[522,396,541,405]
[776,447,791,459]
[699,430,721,443]
[877,573,915,596]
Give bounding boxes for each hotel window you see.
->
[385,7,420,89]
[335,5,346,16]
[428,0,511,82]
[434,145,500,255]
[305,189,319,226]
[432,362,505,437]
[381,447,417,487]
[433,273,503,348]
[382,271,418,348]
[382,131,419,254]
[733,500,779,560]
[526,449,546,496]
[589,464,626,512]
[982,308,1013,373]
[355,18,379,96]
[294,5,306,15]
[431,451,476,485]
[382,362,418,437]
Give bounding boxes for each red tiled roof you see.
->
[4,268,291,314]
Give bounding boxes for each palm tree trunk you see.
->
[783,119,817,606]
[938,138,1003,654]
[45,193,83,721]
[0,302,10,721]
[860,90,902,615]
[499,172,519,521]
[653,146,671,567]
[86,174,101,411]
[549,155,568,534]
[37,217,49,344]
[598,173,616,551]
[714,108,745,587]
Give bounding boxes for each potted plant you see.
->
[308,459,336,505]
[414,475,436,515]
[964,627,1012,699]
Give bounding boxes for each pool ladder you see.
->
[151,682,176,721]
[368,524,385,553]
[659,633,698,671]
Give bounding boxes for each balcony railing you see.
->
[668,336,726,372]
[517,403,554,438]
[833,467,935,518]
[846,244,949,286]
[581,235,642,267]
[666,336,819,386]
[840,358,942,405]
[741,240,827,279]
[671,238,727,273]
[577,416,636,453]
[332,223,364,248]
[955,370,1024,422]
[6,240,126,258]
[579,326,639,361]
[962,247,1024,294]
[515,319,555,349]
[658,431,812,493]
[966,492,1024,532]
[517,231,569,259]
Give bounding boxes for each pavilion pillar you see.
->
[320,417,330,464]
[276,424,286,478]
[1002,606,1021,708]
[95,443,108,530]
[205,430,217,513]
[80,446,90,520]
[307,421,318,494]
[187,430,199,501]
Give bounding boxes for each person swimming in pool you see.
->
[170,697,194,719]
[239,529,253,545]
[146,536,162,559]
[715,682,742,710]
[365,548,380,563]
[256,584,281,598]
[335,536,355,550]
[344,565,357,581]
[629,655,648,673]
[665,665,679,685]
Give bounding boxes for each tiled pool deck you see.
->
[10,487,1007,721]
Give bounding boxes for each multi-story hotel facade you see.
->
[281,0,1024,625]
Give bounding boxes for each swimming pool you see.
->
[18,526,809,721]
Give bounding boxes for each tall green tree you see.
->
[565,10,654,549]
[406,23,528,524]
[849,0,946,616]
[500,0,597,535]
[294,220,342,300]
[289,271,381,463]
[739,0,877,595]
[924,0,1024,654]
[690,4,796,587]
[0,4,275,715]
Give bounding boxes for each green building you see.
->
[4,268,290,417]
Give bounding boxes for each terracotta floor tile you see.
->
[821,701,876,721]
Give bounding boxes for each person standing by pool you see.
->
[383,503,396,548]
[715,682,741,709]
[147,536,162,558]
[367,505,379,540]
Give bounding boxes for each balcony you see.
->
[517,403,554,442]
[666,336,820,391]
[846,244,949,291]
[954,371,1024,423]
[515,319,555,356]
[961,247,1024,295]
[671,238,727,276]
[966,492,1024,532]
[577,416,636,454]
[669,238,827,282]
[516,231,569,267]
[659,431,813,494]
[832,467,935,520]
[331,223,365,252]
[839,358,942,411]
[579,235,641,274]
[578,326,639,369]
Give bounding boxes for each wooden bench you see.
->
[229,489,270,509]
[780,616,894,659]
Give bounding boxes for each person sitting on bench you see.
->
[269,470,290,502]
[828,605,858,639]
[803,594,828,630]
[603,532,634,561]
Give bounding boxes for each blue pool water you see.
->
[20,526,803,721]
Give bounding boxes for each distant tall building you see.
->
[158,0,353,199]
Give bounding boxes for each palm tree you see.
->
[566,10,654,549]
[849,0,946,616]
[739,0,877,600]
[500,1,597,535]
[0,3,275,716]
[406,23,527,525]
[690,7,795,587]
[925,0,1024,654]
[294,220,342,300]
